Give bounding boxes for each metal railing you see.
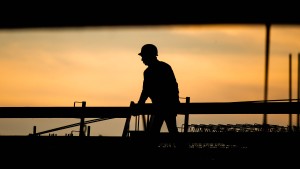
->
[0,99,300,136]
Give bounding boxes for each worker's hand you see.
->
[130,101,140,116]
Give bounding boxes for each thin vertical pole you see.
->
[298,53,300,131]
[33,126,36,135]
[137,115,140,131]
[184,97,190,133]
[79,101,86,137]
[122,101,134,137]
[263,23,271,127]
[289,54,293,131]
[142,114,147,131]
[135,115,137,130]
[87,126,91,136]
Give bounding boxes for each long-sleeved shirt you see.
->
[139,61,180,105]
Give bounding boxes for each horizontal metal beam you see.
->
[0,107,131,118]
[0,102,300,118]
[183,102,300,114]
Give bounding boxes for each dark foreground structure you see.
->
[1,4,300,166]
[1,102,300,167]
[1,132,300,167]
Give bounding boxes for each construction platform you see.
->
[1,132,299,167]
[1,102,300,167]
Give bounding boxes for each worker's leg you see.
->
[147,115,164,148]
[165,115,186,149]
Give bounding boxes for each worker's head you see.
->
[138,44,158,66]
[138,44,158,57]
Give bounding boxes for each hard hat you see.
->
[138,44,158,56]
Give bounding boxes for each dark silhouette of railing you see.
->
[1,99,300,164]
[184,123,291,133]
[1,99,300,137]
[33,117,113,136]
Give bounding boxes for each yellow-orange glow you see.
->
[0,25,300,136]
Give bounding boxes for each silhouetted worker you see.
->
[137,44,181,148]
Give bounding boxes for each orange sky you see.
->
[0,24,300,136]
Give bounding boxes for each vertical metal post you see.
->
[298,53,300,131]
[289,54,293,131]
[33,126,36,135]
[137,115,140,131]
[87,126,91,136]
[135,115,138,131]
[263,23,271,128]
[122,101,134,137]
[142,114,147,131]
[184,97,190,133]
[79,101,86,137]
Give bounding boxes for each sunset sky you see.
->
[0,24,300,136]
